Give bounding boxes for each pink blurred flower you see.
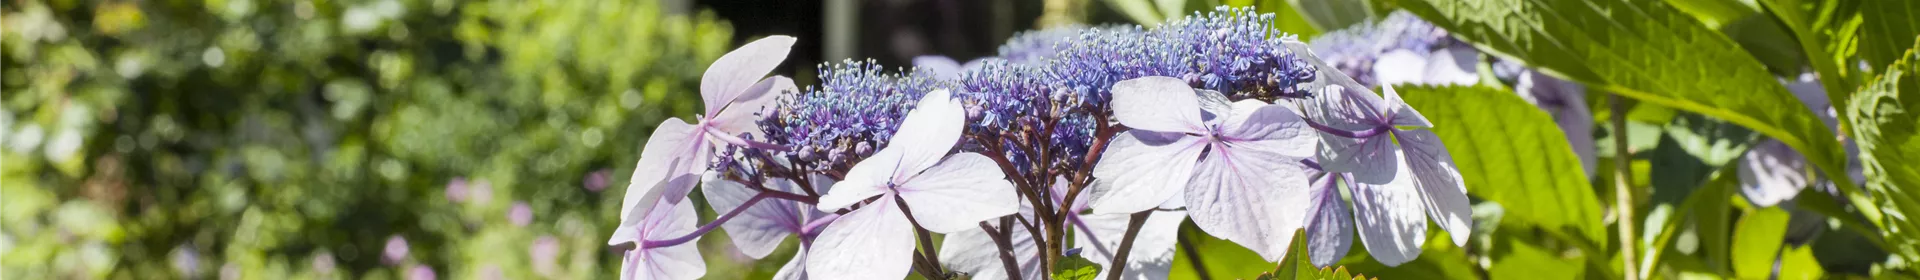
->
[531,236,561,277]
[383,236,409,264]
[509,202,533,226]
[406,264,436,280]
[584,169,611,192]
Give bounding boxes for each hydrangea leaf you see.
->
[1731,207,1791,279]
[1845,37,1920,261]
[1395,85,1607,246]
[1394,0,1864,222]
[1051,254,1102,280]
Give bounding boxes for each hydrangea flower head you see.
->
[760,60,940,170]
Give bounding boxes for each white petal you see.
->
[1221,100,1317,158]
[897,153,1020,233]
[1184,143,1315,262]
[1348,158,1428,267]
[1372,50,1433,87]
[1111,76,1207,134]
[1316,133,1400,185]
[886,89,967,178]
[607,224,641,246]
[914,56,965,81]
[634,202,707,280]
[1305,173,1353,268]
[620,119,707,228]
[702,171,802,258]
[709,76,795,137]
[704,36,796,116]
[1090,131,1207,214]
[1285,40,1389,131]
[1077,210,1187,280]
[1420,48,1482,86]
[807,195,917,280]
[1395,129,1472,246]
[1738,139,1811,207]
[818,147,903,211]
[1382,85,1433,128]
[1197,89,1234,123]
[938,221,1042,280]
[773,246,809,280]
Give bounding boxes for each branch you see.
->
[1609,94,1640,280]
[1105,210,1152,280]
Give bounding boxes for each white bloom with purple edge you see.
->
[1287,40,1471,266]
[1088,75,1320,262]
[806,89,1021,280]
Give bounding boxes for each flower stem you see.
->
[895,196,948,279]
[1178,229,1211,280]
[1609,94,1640,280]
[641,189,814,249]
[983,219,1024,280]
[1106,210,1153,280]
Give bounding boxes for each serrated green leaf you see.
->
[1052,254,1103,280]
[1846,37,1920,262]
[1340,231,1481,280]
[1732,207,1791,279]
[1396,0,1870,230]
[1664,0,1757,29]
[1273,228,1364,280]
[1398,85,1608,247]
[1859,0,1920,73]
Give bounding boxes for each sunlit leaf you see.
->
[1398,85,1606,247]
[1845,37,1920,262]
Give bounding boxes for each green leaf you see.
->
[1731,207,1791,279]
[1396,0,1870,229]
[1270,228,1368,280]
[1052,253,1103,280]
[1663,0,1757,28]
[1286,0,1373,31]
[1104,0,1168,26]
[1638,164,1737,279]
[1398,85,1608,247]
[1758,0,1861,114]
[1845,37,1920,261]
[1859,0,1920,73]
[1779,244,1826,279]
[1341,231,1481,280]
[1489,238,1586,280]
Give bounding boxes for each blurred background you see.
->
[1,0,1336,279]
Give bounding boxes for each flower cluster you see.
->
[611,6,1475,280]
[758,60,941,170]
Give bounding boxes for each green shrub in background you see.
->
[1,0,731,278]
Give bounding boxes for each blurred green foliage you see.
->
[1,0,738,278]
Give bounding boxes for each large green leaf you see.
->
[1858,0,1920,73]
[1731,208,1791,279]
[1398,85,1607,247]
[1286,0,1373,31]
[1395,0,1870,228]
[1845,37,1920,261]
